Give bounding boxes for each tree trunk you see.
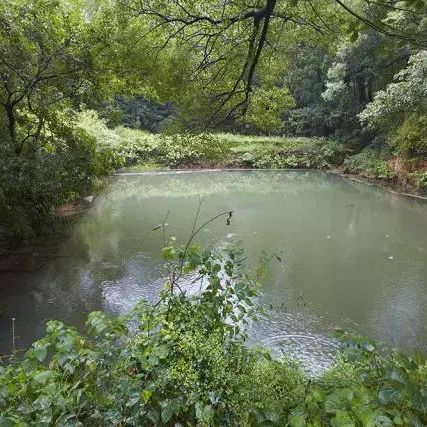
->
[5,103,18,153]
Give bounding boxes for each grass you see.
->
[122,162,166,172]
[216,132,324,154]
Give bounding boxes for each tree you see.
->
[0,0,123,155]
[319,30,409,141]
[360,50,427,156]
[118,0,427,129]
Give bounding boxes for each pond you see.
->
[1,170,427,372]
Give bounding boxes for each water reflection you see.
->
[1,170,427,372]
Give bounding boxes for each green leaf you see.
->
[378,389,399,405]
[289,415,307,427]
[373,415,393,427]
[195,402,214,423]
[141,389,153,403]
[162,246,176,261]
[32,342,49,362]
[331,410,355,427]
[161,399,180,424]
[325,392,346,414]
[34,370,54,385]
[312,389,326,403]
[212,263,221,274]
[86,311,109,335]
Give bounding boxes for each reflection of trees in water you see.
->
[44,171,427,324]
[105,170,336,201]
[4,170,427,356]
[341,176,427,216]
[73,171,322,265]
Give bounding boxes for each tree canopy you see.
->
[114,0,427,128]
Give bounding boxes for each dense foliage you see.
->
[102,97,175,133]
[0,118,106,252]
[0,0,119,252]
[360,51,427,157]
[1,243,426,426]
[78,111,347,170]
[342,148,396,180]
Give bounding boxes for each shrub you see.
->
[77,112,231,169]
[156,133,231,167]
[230,138,345,170]
[0,243,268,425]
[391,115,427,158]
[0,124,102,253]
[76,110,159,169]
[343,148,395,180]
[411,170,427,192]
[114,127,160,165]
[290,331,427,426]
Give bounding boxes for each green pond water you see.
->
[1,170,427,371]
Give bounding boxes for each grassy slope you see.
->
[76,112,427,192]
[219,133,324,155]
[121,130,427,193]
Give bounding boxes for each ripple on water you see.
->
[247,307,340,375]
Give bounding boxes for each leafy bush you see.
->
[76,110,160,169]
[114,127,160,165]
[77,112,231,168]
[390,115,427,158]
[0,123,103,253]
[411,170,427,192]
[156,133,231,167]
[77,115,346,171]
[287,330,427,426]
[343,149,395,180]
[230,138,346,170]
[0,243,292,426]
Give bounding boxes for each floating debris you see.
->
[151,223,168,231]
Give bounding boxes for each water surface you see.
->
[1,170,427,371]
